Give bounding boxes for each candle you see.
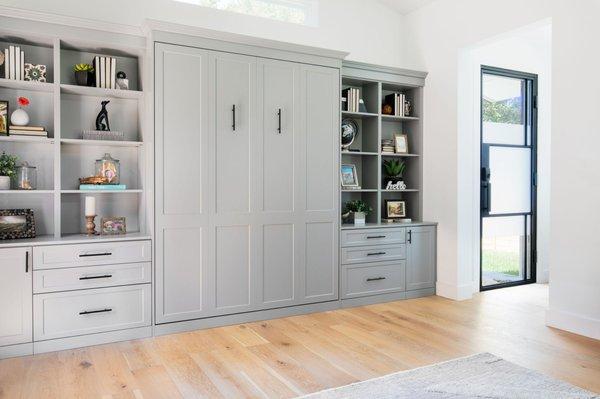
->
[85,196,96,216]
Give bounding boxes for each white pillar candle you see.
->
[85,196,96,216]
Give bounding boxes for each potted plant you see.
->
[383,159,406,185]
[73,63,94,86]
[0,152,18,190]
[344,200,372,225]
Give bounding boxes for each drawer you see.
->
[341,228,405,247]
[341,244,406,265]
[33,240,151,270]
[33,284,151,341]
[33,262,152,294]
[342,261,405,298]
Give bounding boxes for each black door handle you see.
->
[277,108,282,134]
[366,277,386,282]
[232,104,236,131]
[79,274,113,280]
[25,251,29,273]
[79,252,112,258]
[408,230,412,244]
[367,252,386,256]
[366,235,386,239]
[79,308,112,315]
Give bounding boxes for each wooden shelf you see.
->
[60,84,143,99]
[341,189,378,193]
[380,189,420,193]
[0,78,54,93]
[0,135,54,144]
[381,115,419,121]
[341,151,378,156]
[0,232,151,249]
[342,111,378,119]
[61,189,143,194]
[0,190,54,194]
[381,152,420,157]
[60,138,143,147]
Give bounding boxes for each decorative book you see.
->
[79,184,127,191]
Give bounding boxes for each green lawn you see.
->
[482,249,520,276]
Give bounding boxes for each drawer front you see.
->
[33,284,151,341]
[33,262,152,294]
[342,261,406,298]
[341,228,405,247]
[341,244,406,265]
[33,240,151,270]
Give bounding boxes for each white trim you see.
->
[436,281,473,300]
[0,342,33,359]
[546,308,600,340]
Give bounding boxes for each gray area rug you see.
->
[299,353,598,398]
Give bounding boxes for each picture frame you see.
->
[340,164,360,188]
[385,200,406,219]
[0,100,8,135]
[395,134,409,154]
[100,216,127,235]
[0,209,36,240]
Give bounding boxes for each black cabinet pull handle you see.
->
[79,274,113,280]
[366,277,386,282]
[232,104,236,131]
[79,252,112,258]
[366,235,386,239]
[367,252,386,256]
[408,230,412,244]
[79,308,112,315]
[25,251,29,273]
[277,108,282,134]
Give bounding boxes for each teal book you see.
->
[79,184,127,191]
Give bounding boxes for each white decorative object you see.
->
[116,78,129,90]
[353,211,366,226]
[385,180,407,190]
[0,176,10,190]
[84,196,96,216]
[10,108,29,126]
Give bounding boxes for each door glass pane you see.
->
[482,74,525,145]
[489,146,531,214]
[482,216,527,287]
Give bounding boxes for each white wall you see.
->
[404,0,600,339]
[0,0,405,67]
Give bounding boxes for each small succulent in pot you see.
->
[73,63,94,86]
[343,200,373,225]
[383,159,406,184]
[0,151,18,190]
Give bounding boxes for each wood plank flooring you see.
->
[1,284,599,398]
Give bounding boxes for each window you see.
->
[174,0,319,26]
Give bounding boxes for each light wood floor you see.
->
[1,284,599,398]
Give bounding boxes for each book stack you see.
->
[342,87,360,112]
[79,184,127,191]
[92,56,117,89]
[3,45,25,80]
[384,93,407,117]
[381,138,395,153]
[8,125,48,138]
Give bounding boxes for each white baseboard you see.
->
[436,281,473,300]
[0,342,33,359]
[546,308,600,340]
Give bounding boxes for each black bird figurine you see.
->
[95,100,111,131]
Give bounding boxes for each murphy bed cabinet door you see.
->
[257,58,301,308]
[300,64,340,304]
[212,51,258,315]
[0,247,32,346]
[155,43,211,323]
[406,226,436,291]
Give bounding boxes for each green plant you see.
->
[0,152,18,177]
[344,200,372,215]
[383,159,406,177]
[73,63,94,73]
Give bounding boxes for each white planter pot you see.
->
[0,176,11,190]
[11,108,30,126]
[353,211,366,226]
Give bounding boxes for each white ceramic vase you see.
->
[11,108,29,126]
[0,176,10,190]
[353,211,366,226]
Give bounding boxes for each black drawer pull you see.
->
[79,274,113,280]
[79,308,112,315]
[367,277,387,282]
[79,252,112,258]
[366,235,386,239]
[367,252,386,256]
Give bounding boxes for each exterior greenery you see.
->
[344,200,373,215]
[482,98,522,124]
[482,249,520,276]
[0,152,18,177]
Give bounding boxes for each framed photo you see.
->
[101,217,127,235]
[395,134,409,154]
[340,164,360,188]
[385,200,406,219]
[0,100,8,135]
[0,209,36,240]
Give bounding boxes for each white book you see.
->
[111,57,116,89]
[106,57,110,89]
[401,94,405,117]
[94,56,100,87]
[100,57,106,88]
[9,46,15,80]
[15,47,20,81]
[4,49,9,79]
[20,50,24,81]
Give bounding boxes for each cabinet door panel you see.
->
[215,225,251,310]
[262,224,295,304]
[406,226,436,291]
[305,222,337,300]
[0,247,32,346]
[215,53,255,214]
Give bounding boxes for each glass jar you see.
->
[95,153,120,184]
[16,162,37,190]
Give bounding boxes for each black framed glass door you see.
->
[480,66,537,290]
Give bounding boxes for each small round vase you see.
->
[0,176,10,190]
[11,108,29,126]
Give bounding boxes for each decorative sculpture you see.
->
[95,100,110,131]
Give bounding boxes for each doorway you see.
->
[480,66,537,290]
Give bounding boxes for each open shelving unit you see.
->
[340,62,426,228]
[0,28,149,242]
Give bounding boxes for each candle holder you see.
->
[85,215,98,236]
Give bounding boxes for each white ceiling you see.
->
[377,0,438,15]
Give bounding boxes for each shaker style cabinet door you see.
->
[0,247,32,346]
[406,226,437,291]
[155,43,211,323]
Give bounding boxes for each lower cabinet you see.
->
[0,247,33,347]
[406,226,437,291]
